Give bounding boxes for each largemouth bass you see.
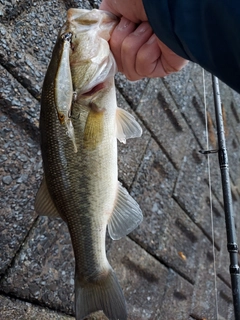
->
[35,8,143,320]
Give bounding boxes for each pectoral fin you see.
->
[35,177,62,220]
[116,107,142,143]
[83,108,104,150]
[108,182,143,240]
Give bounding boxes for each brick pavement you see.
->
[1,1,240,319]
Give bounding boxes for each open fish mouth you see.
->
[76,52,117,99]
[81,82,106,96]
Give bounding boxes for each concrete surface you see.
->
[1,1,240,320]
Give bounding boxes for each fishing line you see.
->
[202,69,219,319]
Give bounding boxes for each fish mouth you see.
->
[81,82,106,97]
[78,52,117,98]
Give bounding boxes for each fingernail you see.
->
[146,34,156,44]
[134,25,147,35]
[117,17,132,31]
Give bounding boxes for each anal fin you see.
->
[108,182,143,240]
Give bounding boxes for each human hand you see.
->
[100,0,188,81]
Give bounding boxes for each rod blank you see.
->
[212,75,240,319]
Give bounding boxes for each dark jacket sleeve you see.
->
[143,0,240,93]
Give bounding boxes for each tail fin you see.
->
[75,268,127,320]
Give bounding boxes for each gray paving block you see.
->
[0,110,40,275]
[173,150,227,250]
[0,65,40,131]
[231,89,240,141]
[1,217,75,314]
[190,64,240,186]
[232,191,240,244]
[115,73,150,110]
[216,237,232,289]
[0,1,92,99]
[217,83,240,185]
[0,294,74,320]
[217,279,234,320]
[176,78,208,149]
[108,237,169,320]
[130,139,204,284]
[158,269,193,320]
[1,215,172,319]
[191,63,214,108]
[0,66,42,275]
[116,90,151,189]
[162,61,193,107]
[190,238,233,320]
[136,77,195,170]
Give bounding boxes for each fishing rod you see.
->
[202,75,240,319]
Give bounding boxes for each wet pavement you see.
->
[1,1,240,320]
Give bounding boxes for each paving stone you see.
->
[191,63,214,108]
[0,1,92,99]
[136,77,196,170]
[217,279,234,320]
[115,73,150,110]
[1,216,174,319]
[173,150,227,249]
[0,294,74,320]
[0,68,42,275]
[191,64,240,186]
[130,139,205,285]
[0,64,41,276]
[190,237,233,320]
[0,217,75,314]
[168,71,224,206]
[162,61,193,107]
[231,190,240,244]
[108,237,169,320]
[0,65,40,132]
[216,235,233,289]
[116,90,151,189]
[176,77,208,149]
[110,237,194,320]
[181,66,226,204]
[217,82,240,185]
[231,89,240,141]
[159,268,193,320]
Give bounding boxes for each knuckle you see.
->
[121,36,134,55]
